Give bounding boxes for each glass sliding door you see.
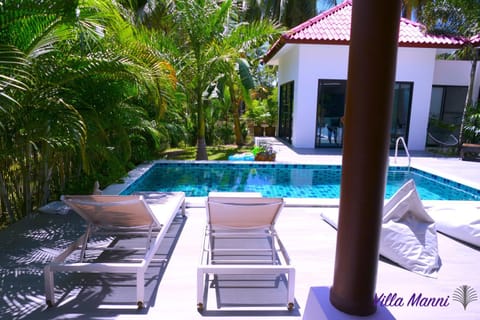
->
[428,86,467,130]
[315,80,412,148]
[279,81,294,143]
[390,82,413,145]
[427,85,467,146]
[315,80,346,147]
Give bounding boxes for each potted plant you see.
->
[264,111,276,136]
[252,143,276,161]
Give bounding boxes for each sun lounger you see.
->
[44,192,185,308]
[207,191,262,197]
[197,196,295,311]
[321,179,441,278]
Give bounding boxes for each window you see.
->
[279,81,294,143]
[315,80,413,148]
[427,85,467,146]
[429,86,467,132]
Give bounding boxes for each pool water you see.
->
[122,162,480,201]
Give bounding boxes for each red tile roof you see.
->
[264,0,467,63]
[470,35,480,47]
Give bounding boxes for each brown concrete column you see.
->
[329,0,402,316]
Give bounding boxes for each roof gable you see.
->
[264,0,467,63]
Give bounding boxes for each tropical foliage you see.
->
[167,0,281,159]
[418,0,480,148]
[463,102,480,144]
[0,0,178,224]
[0,0,282,227]
[241,0,316,28]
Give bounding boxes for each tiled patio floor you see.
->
[1,138,479,320]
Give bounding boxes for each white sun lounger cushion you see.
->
[427,205,480,247]
[207,197,283,229]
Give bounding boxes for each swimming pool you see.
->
[121,162,480,201]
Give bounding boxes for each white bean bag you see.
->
[382,179,441,277]
[322,179,441,277]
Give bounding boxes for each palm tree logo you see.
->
[452,285,478,310]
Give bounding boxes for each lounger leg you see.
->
[287,268,296,311]
[137,272,145,309]
[197,268,205,311]
[79,224,93,263]
[181,200,186,217]
[44,265,55,307]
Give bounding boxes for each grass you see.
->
[160,145,253,160]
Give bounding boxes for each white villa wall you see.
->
[294,44,349,148]
[277,44,349,148]
[434,60,471,86]
[277,45,300,145]
[433,59,480,103]
[274,44,478,151]
[277,44,299,85]
[395,47,437,150]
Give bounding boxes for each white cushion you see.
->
[427,205,480,247]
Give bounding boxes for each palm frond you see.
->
[0,0,78,57]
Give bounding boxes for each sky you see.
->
[316,0,338,14]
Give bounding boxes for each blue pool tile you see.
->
[120,162,480,200]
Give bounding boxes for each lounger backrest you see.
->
[62,195,157,228]
[206,197,284,229]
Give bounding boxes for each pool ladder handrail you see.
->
[394,136,411,170]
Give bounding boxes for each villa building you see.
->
[263,0,480,150]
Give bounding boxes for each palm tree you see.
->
[56,0,178,185]
[171,0,228,159]
[238,0,282,21]
[0,0,86,220]
[283,0,316,27]
[240,0,317,27]
[0,0,177,222]
[401,0,429,20]
[214,17,281,146]
[172,0,280,159]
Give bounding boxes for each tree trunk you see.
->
[0,171,15,223]
[196,137,208,160]
[233,111,244,145]
[42,159,53,206]
[196,90,209,160]
[23,142,32,216]
[458,47,478,153]
[230,85,244,146]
